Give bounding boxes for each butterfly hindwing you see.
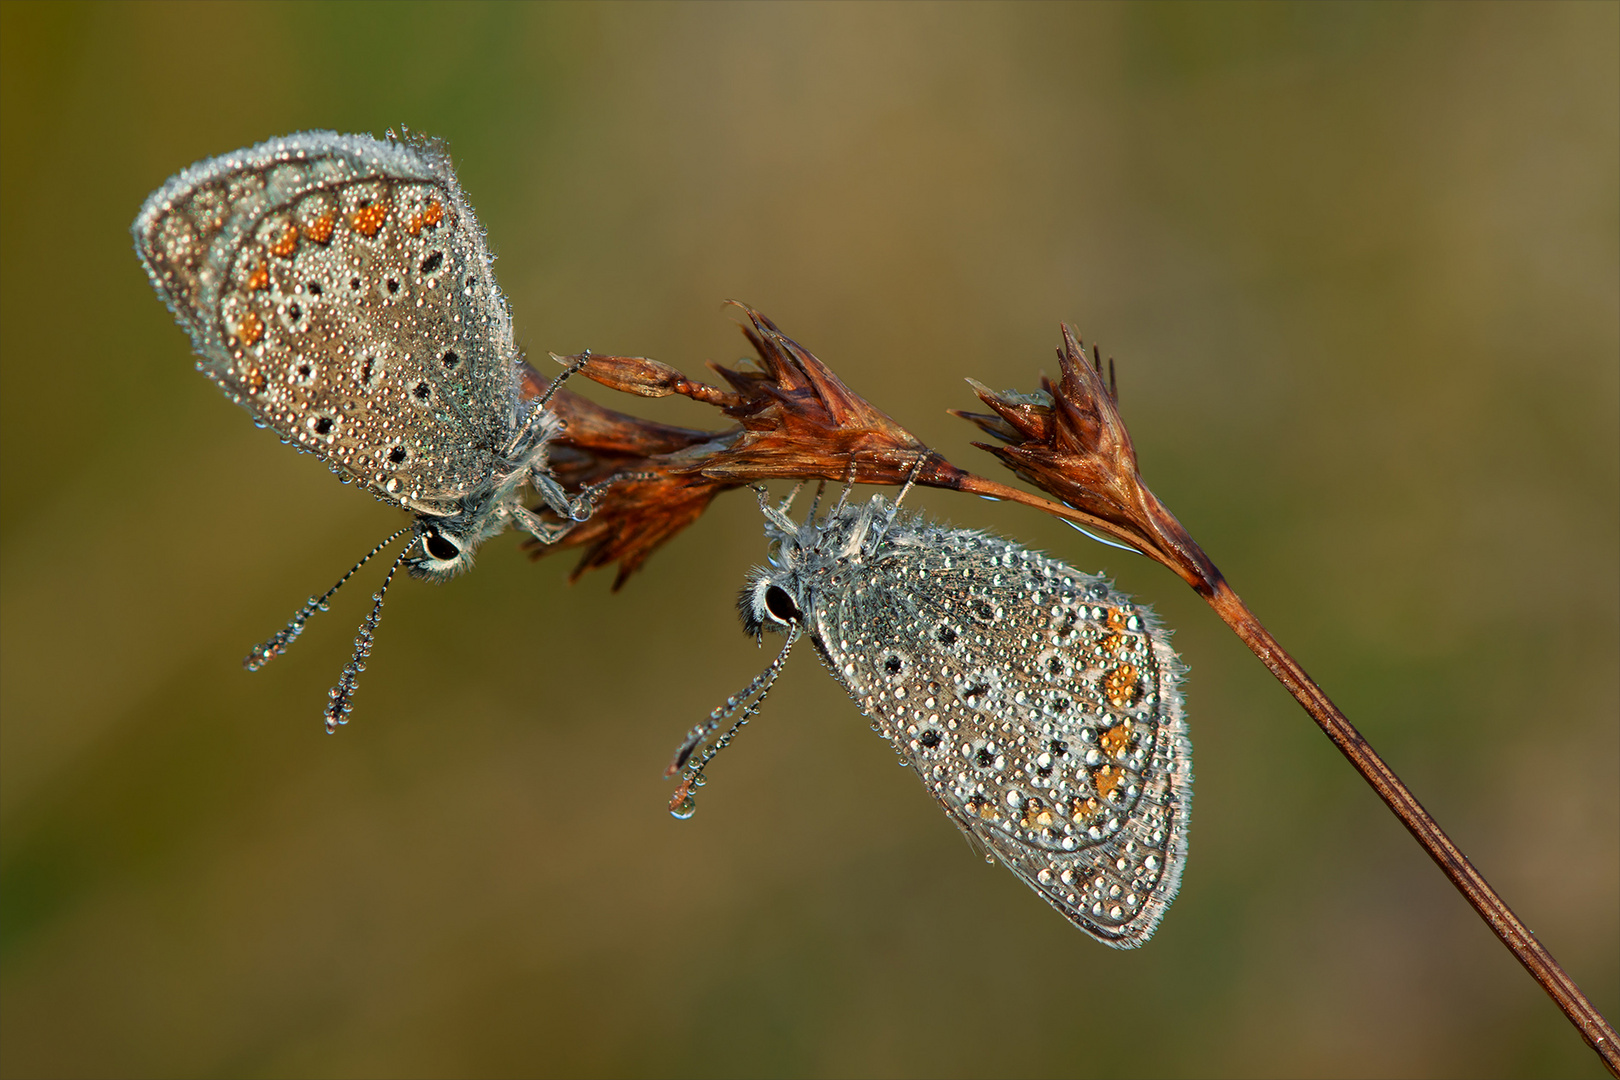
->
[815,520,1192,947]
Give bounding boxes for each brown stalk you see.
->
[523,307,1615,1071]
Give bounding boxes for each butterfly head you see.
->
[405,516,479,582]
[738,569,805,640]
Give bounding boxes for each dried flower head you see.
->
[953,325,1221,593]
[524,304,977,586]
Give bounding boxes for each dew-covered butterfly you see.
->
[134,131,603,729]
[669,481,1192,946]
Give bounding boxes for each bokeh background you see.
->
[2,3,1615,1077]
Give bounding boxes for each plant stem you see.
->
[1206,576,1617,1072]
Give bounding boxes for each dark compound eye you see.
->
[425,530,459,562]
[763,585,800,623]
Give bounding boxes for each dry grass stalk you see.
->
[522,305,1616,1071]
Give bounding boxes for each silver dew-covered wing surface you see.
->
[131,131,519,515]
[810,513,1192,947]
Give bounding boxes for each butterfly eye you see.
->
[423,528,460,562]
[763,585,801,624]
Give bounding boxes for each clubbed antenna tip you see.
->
[323,544,410,734]
[666,629,799,818]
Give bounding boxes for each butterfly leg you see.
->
[752,483,801,534]
[533,470,590,523]
[529,469,657,536]
[830,458,858,518]
[870,454,932,548]
[893,453,929,507]
[513,503,576,546]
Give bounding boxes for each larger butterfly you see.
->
[669,484,1193,946]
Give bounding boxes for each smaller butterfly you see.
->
[668,480,1193,946]
[133,131,612,729]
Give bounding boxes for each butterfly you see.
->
[669,482,1193,946]
[133,131,603,728]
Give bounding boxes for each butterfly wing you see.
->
[813,524,1192,947]
[133,132,519,515]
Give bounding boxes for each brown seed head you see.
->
[952,326,1222,592]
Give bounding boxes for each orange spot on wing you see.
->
[268,224,298,258]
[240,364,266,394]
[1020,799,1056,831]
[350,203,387,237]
[965,794,1001,822]
[1103,663,1139,707]
[408,199,444,236]
[1093,764,1125,800]
[304,214,335,244]
[245,262,269,291]
[1106,607,1129,630]
[236,311,264,346]
[1102,632,1129,655]
[1099,720,1133,758]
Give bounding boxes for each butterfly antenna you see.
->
[323,543,412,733]
[243,525,413,671]
[666,628,799,818]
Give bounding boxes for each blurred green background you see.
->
[1,2,1615,1077]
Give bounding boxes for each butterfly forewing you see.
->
[133,132,519,514]
[815,524,1192,947]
